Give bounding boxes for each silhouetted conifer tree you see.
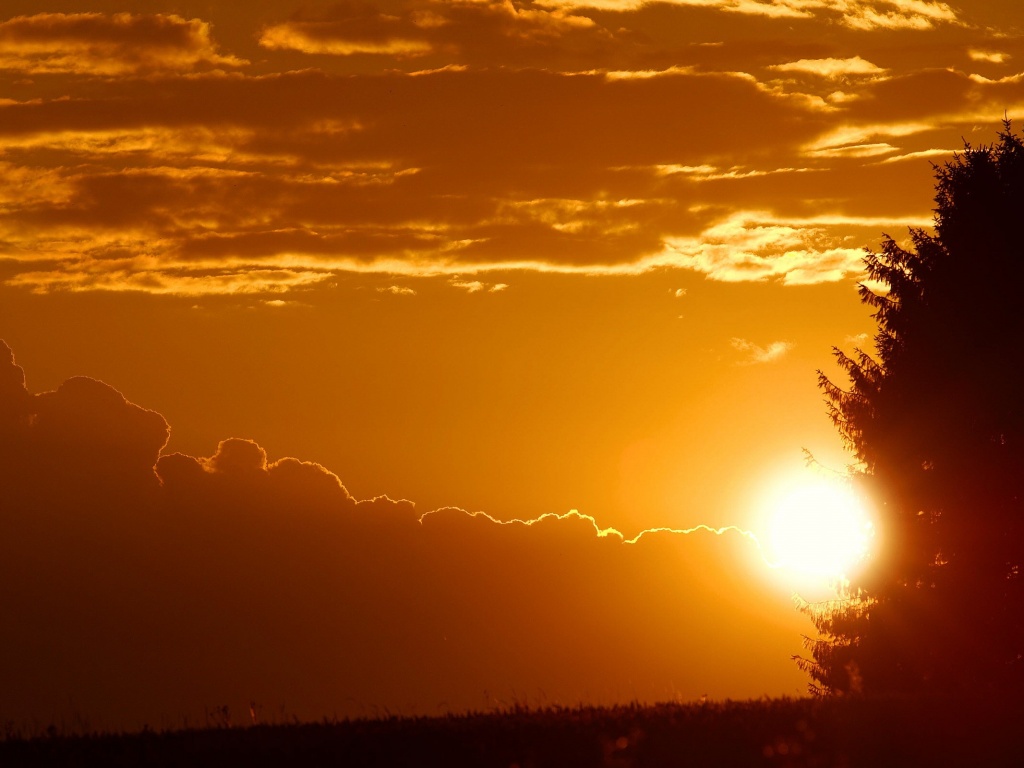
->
[800,120,1024,696]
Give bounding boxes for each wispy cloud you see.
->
[258,1,612,68]
[260,23,432,57]
[533,0,960,30]
[968,50,1008,64]
[731,338,794,364]
[450,278,509,293]
[379,285,418,296]
[654,212,875,285]
[770,56,887,78]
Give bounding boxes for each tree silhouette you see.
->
[800,121,1024,696]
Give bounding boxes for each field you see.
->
[2,695,1023,767]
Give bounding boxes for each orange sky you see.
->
[1,0,1022,732]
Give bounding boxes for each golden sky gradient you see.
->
[1,0,1022,731]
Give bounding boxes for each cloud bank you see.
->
[0,340,806,730]
[2,4,1019,296]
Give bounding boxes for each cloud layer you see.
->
[0,340,806,730]
[0,3,1021,296]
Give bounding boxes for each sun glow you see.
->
[761,476,875,589]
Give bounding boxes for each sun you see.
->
[761,476,875,588]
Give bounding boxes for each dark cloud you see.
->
[0,341,805,730]
[847,66,977,121]
[0,339,31,431]
[0,67,816,166]
[0,12,246,75]
[0,365,169,499]
[177,228,446,262]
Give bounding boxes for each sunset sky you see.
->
[2,0,1023,732]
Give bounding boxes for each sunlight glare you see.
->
[763,477,875,587]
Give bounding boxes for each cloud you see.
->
[258,1,617,68]
[379,285,418,296]
[770,56,887,78]
[260,22,432,57]
[0,12,1012,297]
[833,0,958,30]
[731,338,794,364]
[0,354,169,505]
[532,0,960,30]
[6,265,335,296]
[0,66,828,292]
[834,69,988,125]
[0,341,807,730]
[450,277,508,292]
[263,298,306,308]
[968,50,1008,64]
[204,436,268,474]
[877,148,957,164]
[0,340,32,432]
[0,13,246,75]
[653,212,871,284]
[802,121,935,158]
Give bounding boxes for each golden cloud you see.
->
[0,161,75,209]
[0,13,245,75]
[652,212,891,284]
[877,148,956,164]
[802,121,934,157]
[0,170,926,293]
[260,23,433,57]
[1,55,1014,296]
[533,0,959,30]
[600,65,699,80]
[968,50,1008,64]
[449,277,509,292]
[7,264,333,296]
[378,284,418,296]
[770,56,887,78]
[833,0,958,30]
[0,64,837,293]
[258,0,607,66]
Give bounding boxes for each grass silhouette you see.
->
[2,695,1023,767]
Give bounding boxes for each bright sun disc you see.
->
[766,480,874,582]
